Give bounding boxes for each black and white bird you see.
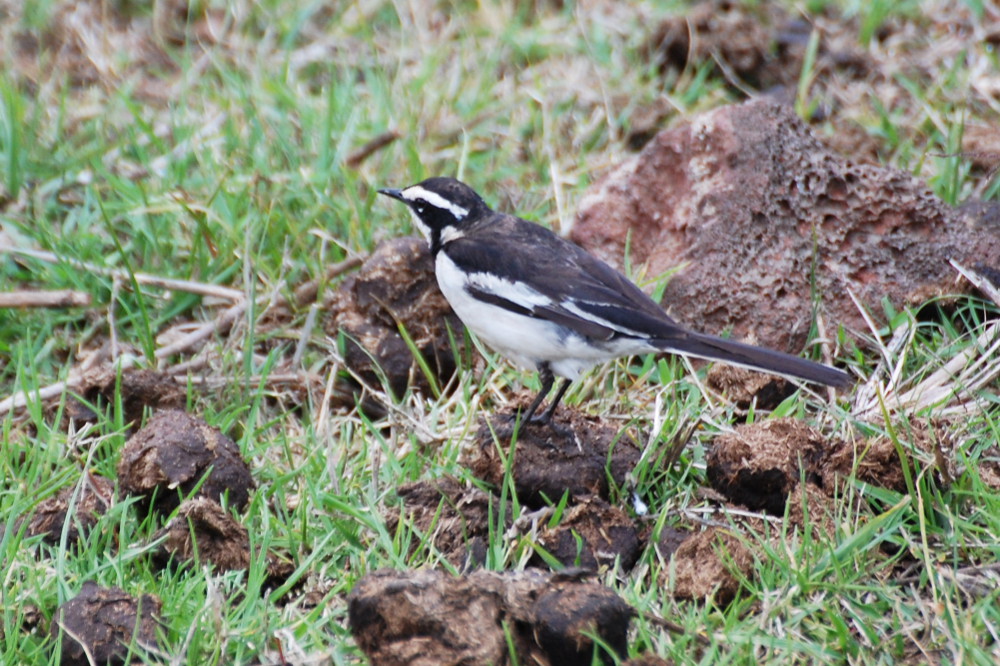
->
[378,177,850,423]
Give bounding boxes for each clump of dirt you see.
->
[653,524,694,562]
[664,417,953,604]
[65,367,185,428]
[384,477,505,569]
[656,495,837,604]
[149,497,295,591]
[979,456,1000,491]
[625,97,673,151]
[822,435,909,493]
[667,526,756,604]
[117,410,254,514]
[705,364,797,412]
[535,496,642,571]
[25,473,114,546]
[468,411,641,508]
[51,581,161,666]
[819,421,941,494]
[10,604,44,639]
[785,482,836,538]
[708,416,953,514]
[706,418,830,516]
[328,237,470,413]
[531,577,633,664]
[348,568,633,665]
[640,0,996,167]
[571,99,1000,354]
[152,497,251,572]
[639,0,879,158]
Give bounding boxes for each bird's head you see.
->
[378,177,489,252]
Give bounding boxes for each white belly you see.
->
[435,252,649,380]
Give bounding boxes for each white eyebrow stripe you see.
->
[401,185,469,220]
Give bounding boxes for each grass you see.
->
[2,0,1000,663]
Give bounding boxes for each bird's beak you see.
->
[377,187,404,201]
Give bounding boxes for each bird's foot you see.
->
[497,411,569,445]
[527,414,576,445]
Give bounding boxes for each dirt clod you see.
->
[645,0,785,87]
[979,457,1000,491]
[347,568,633,666]
[51,581,161,666]
[531,580,633,664]
[785,482,836,537]
[654,524,694,562]
[26,473,113,546]
[706,364,796,412]
[668,527,755,604]
[67,367,185,428]
[117,410,254,514]
[153,498,250,571]
[328,237,468,411]
[536,496,642,571]
[820,423,941,494]
[645,1,870,98]
[384,477,503,569]
[706,418,830,515]
[469,411,641,508]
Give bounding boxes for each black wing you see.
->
[444,214,680,341]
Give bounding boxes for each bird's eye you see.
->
[416,206,424,214]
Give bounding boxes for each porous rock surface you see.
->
[571,99,1000,352]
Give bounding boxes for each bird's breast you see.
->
[433,251,646,378]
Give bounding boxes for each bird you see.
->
[377,177,851,424]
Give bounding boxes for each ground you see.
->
[1,0,999,664]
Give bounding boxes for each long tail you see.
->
[652,332,851,388]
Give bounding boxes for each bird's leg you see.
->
[520,363,554,423]
[531,378,570,424]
